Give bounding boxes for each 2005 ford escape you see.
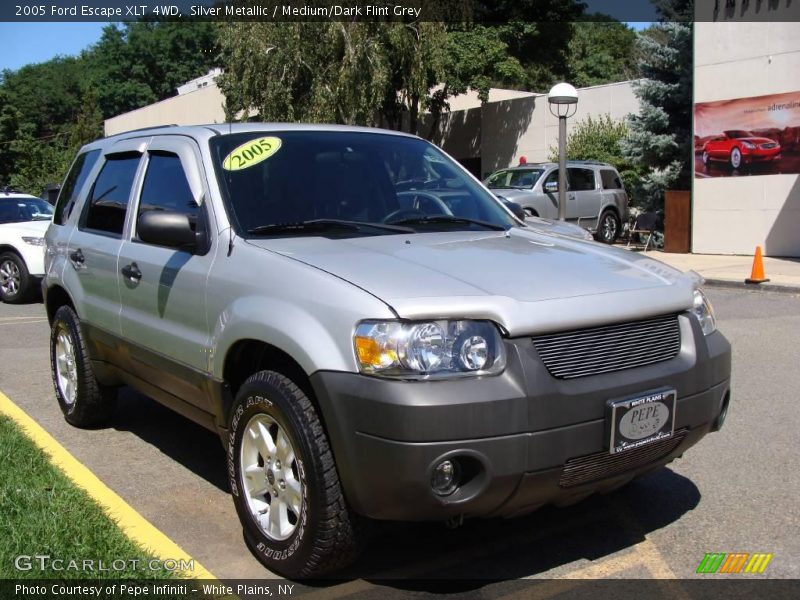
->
[44,124,731,577]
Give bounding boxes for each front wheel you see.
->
[596,210,621,244]
[730,147,743,170]
[228,371,363,577]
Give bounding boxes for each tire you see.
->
[0,252,31,304]
[730,147,742,170]
[50,305,117,427]
[596,210,621,244]
[228,370,363,577]
[702,150,709,166]
[523,207,538,218]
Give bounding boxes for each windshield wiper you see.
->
[247,218,414,236]
[386,215,507,231]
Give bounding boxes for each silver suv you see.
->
[44,125,730,578]
[485,161,629,244]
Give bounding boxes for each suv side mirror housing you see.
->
[138,210,198,250]
[544,180,558,194]
[502,200,526,220]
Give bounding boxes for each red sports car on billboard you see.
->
[702,130,781,170]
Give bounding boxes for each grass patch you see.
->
[0,415,177,579]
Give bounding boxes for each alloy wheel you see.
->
[601,213,618,242]
[240,413,304,541]
[731,148,742,169]
[55,329,78,406]
[0,259,20,296]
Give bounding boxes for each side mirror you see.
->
[544,180,558,194]
[503,200,526,220]
[138,210,197,250]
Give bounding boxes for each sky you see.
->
[0,22,109,72]
[0,20,654,74]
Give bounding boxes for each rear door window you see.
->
[567,168,596,191]
[53,149,101,225]
[82,154,141,236]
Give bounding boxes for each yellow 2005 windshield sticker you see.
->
[222,136,282,171]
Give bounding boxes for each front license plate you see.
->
[607,390,676,454]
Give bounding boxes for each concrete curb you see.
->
[703,278,800,295]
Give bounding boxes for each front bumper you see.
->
[311,314,731,521]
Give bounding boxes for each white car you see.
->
[0,192,53,302]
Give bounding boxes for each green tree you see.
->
[218,21,447,132]
[86,20,218,119]
[621,22,693,209]
[8,123,71,195]
[548,114,642,198]
[567,19,637,88]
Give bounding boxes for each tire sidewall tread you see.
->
[50,305,116,427]
[228,370,361,578]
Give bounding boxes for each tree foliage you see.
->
[548,114,642,199]
[0,20,216,194]
[621,21,693,209]
[567,19,637,88]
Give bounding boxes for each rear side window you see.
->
[600,169,623,190]
[53,149,101,225]
[137,153,199,223]
[83,154,141,236]
[567,168,596,191]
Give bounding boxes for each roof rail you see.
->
[567,160,610,166]
[104,124,180,139]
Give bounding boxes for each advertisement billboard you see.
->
[694,91,800,178]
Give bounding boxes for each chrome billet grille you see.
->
[559,429,687,488]
[532,314,681,379]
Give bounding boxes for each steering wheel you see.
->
[382,207,427,224]
[397,191,453,216]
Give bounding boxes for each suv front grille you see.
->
[559,429,687,487]
[532,314,681,379]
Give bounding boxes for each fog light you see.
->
[431,459,460,496]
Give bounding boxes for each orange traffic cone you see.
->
[745,246,770,284]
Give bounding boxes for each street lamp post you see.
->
[548,83,579,221]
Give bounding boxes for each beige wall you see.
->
[693,21,800,257]
[104,84,227,136]
[422,81,638,176]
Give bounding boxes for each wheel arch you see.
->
[220,339,324,429]
[44,284,77,325]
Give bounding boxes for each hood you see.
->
[248,229,695,336]
[490,188,535,202]
[0,220,50,235]
[740,137,777,145]
[524,216,592,241]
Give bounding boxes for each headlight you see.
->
[21,236,45,246]
[354,320,506,378]
[692,289,716,335]
[741,141,756,150]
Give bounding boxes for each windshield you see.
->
[209,130,517,237]
[485,168,544,189]
[0,197,54,224]
[725,130,754,139]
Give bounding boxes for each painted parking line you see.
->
[0,317,47,327]
[0,390,217,581]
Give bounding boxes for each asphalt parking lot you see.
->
[0,287,798,593]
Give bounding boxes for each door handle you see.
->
[69,248,85,268]
[121,262,142,283]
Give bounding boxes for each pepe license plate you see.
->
[607,390,676,454]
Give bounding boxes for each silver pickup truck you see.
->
[43,124,731,577]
